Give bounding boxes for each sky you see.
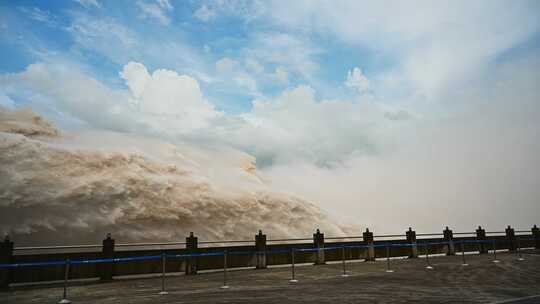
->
[1,0,540,233]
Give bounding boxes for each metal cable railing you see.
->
[12,228,536,251]
[2,234,537,303]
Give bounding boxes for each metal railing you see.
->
[8,230,510,251]
[2,236,537,304]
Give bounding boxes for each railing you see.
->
[1,225,538,292]
[10,230,534,252]
[1,235,537,303]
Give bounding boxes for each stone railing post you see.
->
[443,226,455,255]
[313,229,325,265]
[505,225,516,251]
[363,228,375,261]
[185,232,198,275]
[406,227,418,258]
[255,230,267,269]
[0,235,14,290]
[476,226,488,254]
[100,233,115,281]
[532,225,540,250]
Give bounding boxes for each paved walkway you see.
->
[2,251,539,303]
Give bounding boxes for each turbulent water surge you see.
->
[0,108,347,245]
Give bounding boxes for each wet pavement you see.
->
[2,251,539,303]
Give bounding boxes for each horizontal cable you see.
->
[4,238,535,269]
[14,244,102,251]
[116,242,186,247]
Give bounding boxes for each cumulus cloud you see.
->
[1,62,220,134]
[1,63,135,131]
[120,61,217,129]
[216,85,407,167]
[345,67,370,94]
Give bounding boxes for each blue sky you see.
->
[2,0,539,115]
[0,0,422,114]
[1,0,539,135]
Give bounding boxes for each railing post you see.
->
[443,226,455,255]
[0,235,14,290]
[58,259,71,304]
[100,233,114,281]
[424,242,433,270]
[516,237,524,261]
[313,229,325,265]
[532,225,540,250]
[460,241,468,266]
[341,245,349,277]
[289,248,298,283]
[385,243,394,273]
[158,253,168,295]
[505,225,516,252]
[220,250,229,289]
[363,228,375,261]
[406,227,418,258]
[492,239,500,263]
[255,230,267,269]
[476,226,488,254]
[185,232,198,275]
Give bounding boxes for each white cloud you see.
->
[245,59,264,74]
[137,0,174,25]
[192,0,264,22]
[2,63,134,131]
[234,73,258,94]
[214,57,261,96]
[246,33,321,79]
[74,0,101,8]
[194,5,216,22]
[274,66,288,84]
[257,53,540,231]
[215,57,238,74]
[68,14,138,63]
[66,12,207,77]
[119,61,218,129]
[0,61,401,165]
[157,0,172,10]
[263,0,540,100]
[119,62,151,99]
[345,67,370,94]
[1,62,219,134]
[19,7,57,27]
[218,85,402,165]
